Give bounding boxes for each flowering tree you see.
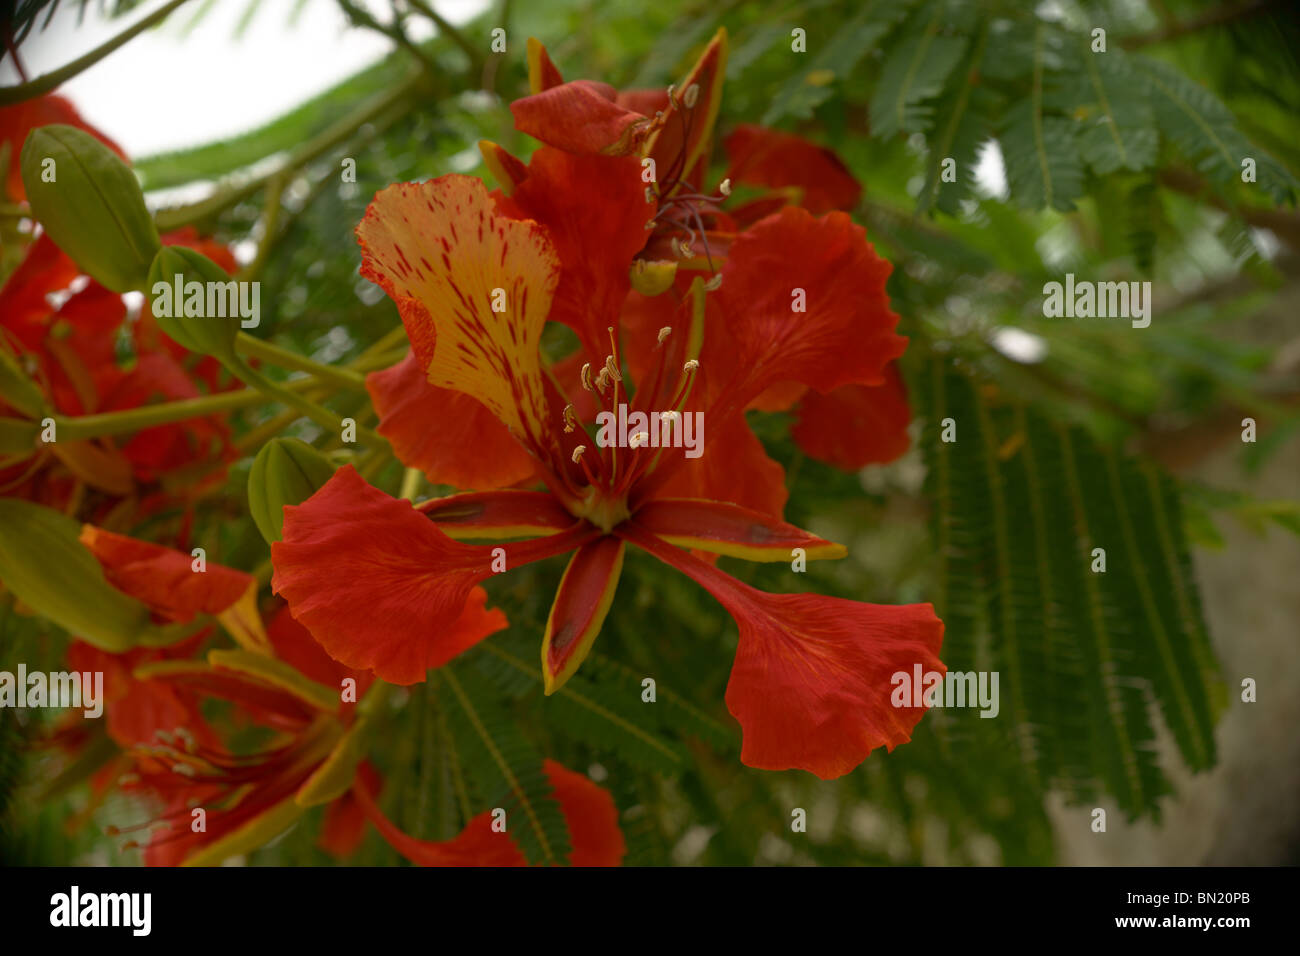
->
[0,0,1296,867]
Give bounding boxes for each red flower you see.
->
[272,32,945,778]
[507,31,912,472]
[353,759,626,866]
[0,93,127,202]
[0,227,238,512]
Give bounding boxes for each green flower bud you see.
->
[146,245,241,360]
[20,125,160,293]
[248,438,338,545]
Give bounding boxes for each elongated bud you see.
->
[21,125,160,293]
[248,438,338,545]
[146,246,240,360]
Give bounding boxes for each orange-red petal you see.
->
[511,80,654,156]
[271,465,594,684]
[790,364,912,470]
[354,759,624,866]
[79,525,258,628]
[366,351,536,490]
[0,93,127,202]
[724,124,862,214]
[541,536,625,693]
[418,489,576,540]
[709,206,904,419]
[526,37,565,93]
[631,497,845,562]
[642,413,789,520]
[497,147,654,361]
[621,524,944,779]
[644,29,729,193]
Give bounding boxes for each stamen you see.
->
[628,431,650,449]
[562,403,578,433]
[657,326,672,346]
[580,362,595,391]
[719,177,732,197]
[571,445,586,464]
[704,274,722,291]
[594,366,610,392]
[604,355,623,383]
[684,360,699,372]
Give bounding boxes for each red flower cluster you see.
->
[271,30,945,780]
[0,95,238,521]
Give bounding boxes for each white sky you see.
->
[1,0,489,158]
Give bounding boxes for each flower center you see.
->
[560,325,701,527]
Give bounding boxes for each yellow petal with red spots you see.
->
[356,175,564,472]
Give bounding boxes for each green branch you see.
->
[0,0,195,106]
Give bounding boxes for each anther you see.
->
[563,403,577,433]
[704,274,722,291]
[629,431,650,449]
[572,445,586,463]
[719,177,732,197]
[604,355,623,383]
[667,84,677,106]
[644,185,656,204]
[684,359,700,372]
[580,362,595,391]
[683,83,700,109]
[595,366,610,392]
[657,326,672,345]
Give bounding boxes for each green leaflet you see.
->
[868,9,967,140]
[473,639,688,774]
[1073,47,1159,176]
[917,358,1222,819]
[1136,55,1297,204]
[436,665,573,866]
[764,1,909,126]
[999,26,1083,212]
